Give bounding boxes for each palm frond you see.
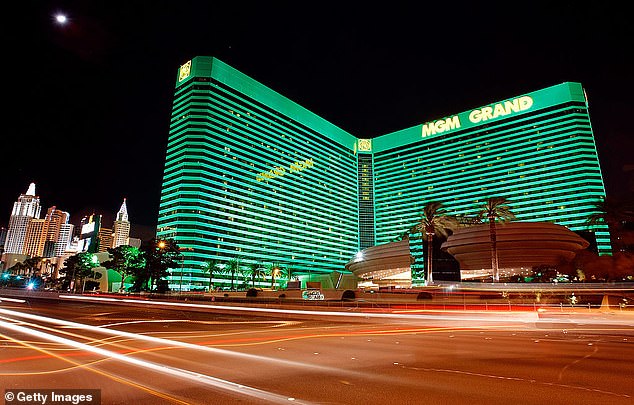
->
[479,196,515,222]
[412,201,458,236]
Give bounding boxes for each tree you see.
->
[392,230,410,242]
[202,259,221,291]
[560,250,634,282]
[137,238,181,292]
[478,197,516,282]
[410,202,458,285]
[266,263,284,289]
[60,252,99,293]
[102,245,146,292]
[224,257,242,291]
[8,261,28,276]
[586,196,634,231]
[246,261,266,287]
[22,256,43,279]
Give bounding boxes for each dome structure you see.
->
[441,222,590,280]
[345,240,415,288]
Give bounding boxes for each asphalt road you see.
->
[1,298,633,405]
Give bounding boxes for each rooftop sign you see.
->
[372,82,587,153]
[422,96,534,137]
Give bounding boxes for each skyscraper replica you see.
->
[158,57,609,289]
[4,183,41,255]
[112,198,130,248]
[22,206,73,258]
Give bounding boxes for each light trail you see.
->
[99,319,297,328]
[4,299,632,403]
[0,332,193,404]
[0,296,26,303]
[60,294,634,328]
[59,294,542,323]
[0,319,311,404]
[197,325,527,347]
[0,307,373,375]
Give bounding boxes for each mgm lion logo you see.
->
[179,60,192,82]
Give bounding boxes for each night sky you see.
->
[2,2,632,236]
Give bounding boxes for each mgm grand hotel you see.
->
[157,56,610,290]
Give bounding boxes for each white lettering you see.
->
[504,98,520,114]
[422,115,461,137]
[519,95,533,110]
[469,96,533,123]
[16,392,48,404]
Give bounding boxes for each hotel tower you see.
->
[157,57,609,289]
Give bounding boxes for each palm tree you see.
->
[393,230,410,242]
[225,257,242,290]
[410,202,458,286]
[586,196,634,231]
[202,259,221,292]
[478,197,515,282]
[247,262,266,287]
[266,262,284,289]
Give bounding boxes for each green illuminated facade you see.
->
[372,83,610,277]
[158,56,609,290]
[157,57,359,290]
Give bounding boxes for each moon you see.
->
[55,13,67,24]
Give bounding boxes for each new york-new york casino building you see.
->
[157,56,610,290]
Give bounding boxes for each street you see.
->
[1,297,633,404]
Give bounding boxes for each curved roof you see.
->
[345,240,414,280]
[441,222,589,273]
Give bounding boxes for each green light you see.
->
[159,58,611,289]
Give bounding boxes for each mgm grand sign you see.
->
[422,96,534,137]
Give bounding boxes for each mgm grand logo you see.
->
[422,96,533,137]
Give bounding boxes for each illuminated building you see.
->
[55,223,74,258]
[98,227,114,253]
[78,214,101,253]
[441,222,590,280]
[371,83,610,280]
[4,183,41,255]
[158,57,358,291]
[43,207,72,257]
[21,206,72,259]
[112,198,130,248]
[0,227,7,253]
[158,57,609,288]
[23,219,46,257]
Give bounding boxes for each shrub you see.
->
[416,291,433,300]
[341,290,356,300]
